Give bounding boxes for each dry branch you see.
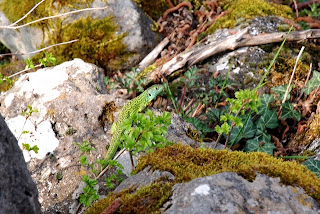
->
[146,29,320,82]
[138,37,170,70]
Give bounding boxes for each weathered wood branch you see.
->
[146,28,320,82]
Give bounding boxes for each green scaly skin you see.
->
[104,84,164,164]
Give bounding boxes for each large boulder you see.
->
[0,114,41,213]
[0,58,112,210]
[164,172,320,214]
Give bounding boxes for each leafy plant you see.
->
[120,109,172,155]
[271,84,292,101]
[39,52,56,67]
[301,70,320,95]
[104,76,117,90]
[303,159,320,178]
[187,117,214,138]
[25,52,56,69]
[301,3,320,18]
[104,160,124,189]
[117,67,147,93]
[180,66,200,88]
[22,143,39,154]
[21,105,39,118]
[75,141,95,153]
[75,140,124,207]
[79,175,99,207]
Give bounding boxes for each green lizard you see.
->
[104,84,164,164]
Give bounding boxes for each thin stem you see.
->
[224,100,249,149]
[215,65,231,108]
[282,46,305,104]
[10,0,46,27]
[256,26,293,91]
[1,6,108,30]
[0,39,79,57]
[178,85,187,113]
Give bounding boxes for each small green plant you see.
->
[104,76,117,90]
[22,143,39,154]
[104,160,124,189]
[120,109,172,155]
[180,66,200,89]
[25,52,56,69]
[19,105,39,153]
[75,141,95,153]
[0,73,12,85]
[79,175,99,207]
[301,3,320,18]
[117,67,147,94]
[214,88,261,148]
[21,105,39,118]
[75,140,125,208]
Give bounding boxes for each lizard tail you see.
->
[104,132,121,162]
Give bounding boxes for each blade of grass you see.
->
[256,26,293,91]
[215,64,231,108]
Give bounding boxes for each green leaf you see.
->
[257,109,278,129]
[281,101,301,121]
[256,133,271,144]
[244,137,275,155]
[25,58,35,69]
[303,159,320,178]
[229,115,255,144]
[271,84,293,101]
[302,71,320,95]
[258,94,274,114]
[121,118,132,130]
[215,122,230,135]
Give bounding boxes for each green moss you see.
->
[86,182,173,214]
[1,0,130,71]
[208,0,294,33]
[87,143,320,213]
[0,0,93,27]
[37,16,129,70]
[135,144,320,203]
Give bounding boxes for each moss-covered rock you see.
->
[208,0,294,33]
[135,144,320,204]
[87,144,320,213]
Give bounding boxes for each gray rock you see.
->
[164,172,320,214]
[206,16,291,89]
[0,58,114,210]
[0,114,41,213]
[114,166,175,193]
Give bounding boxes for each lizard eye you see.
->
[148,93,152,97]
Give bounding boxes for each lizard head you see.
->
[145,84,164,102]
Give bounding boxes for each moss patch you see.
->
[86,182,173,214]
[208,0,294,33]
[135,144,320,203]
[87,144,320,213]
[0,0,93,27]
[36,16,129,71]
